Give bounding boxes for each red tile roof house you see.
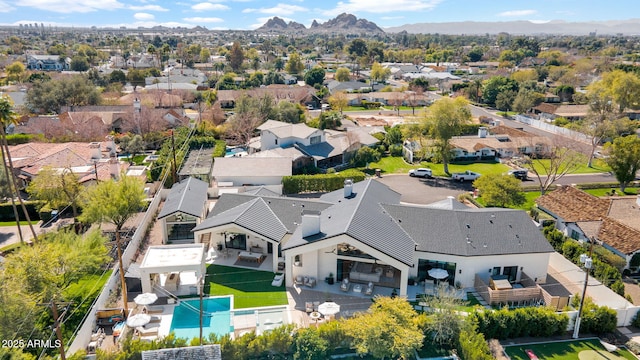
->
[536,185,640,270]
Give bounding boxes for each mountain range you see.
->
[257,15,640,35]
[256,13,384,34]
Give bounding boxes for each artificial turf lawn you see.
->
[504,338,636,360]
[205,264,288,309]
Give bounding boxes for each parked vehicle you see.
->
[408,168,433,178]
[507,169,529,180]
[451,170,481,182]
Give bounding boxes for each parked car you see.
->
[507,169,529,180]
[408,168,433,178]
[451,170,481,182]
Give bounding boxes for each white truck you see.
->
[451,170,481,182]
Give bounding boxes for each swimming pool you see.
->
[169,297,233,340]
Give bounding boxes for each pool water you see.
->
[170,297,232,340]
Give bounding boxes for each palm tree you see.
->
[0,96,37,242]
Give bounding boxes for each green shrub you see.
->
[0,201,41,222]
[213,140,226,158]
[282,169,366,194]
[470,307,569,340]
[6,133,36,145]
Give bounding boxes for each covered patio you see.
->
[139,244,207,296]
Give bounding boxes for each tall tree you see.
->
[370,62,390,91]
[27,166,84,219]
[343,297,424,359]
[303,66,325,87]
[0,96,37,242]
[228,41,244,72]
[328,91,348,115]
[285,52,304,75]
[604,135,640,192]
[335,67,350,82]
[79,175,146,316]
[422,97,472,174]
[473,174,526,208]
[520,136,583,194]
[584,85,616,167]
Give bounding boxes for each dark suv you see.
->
[508,169,528,180]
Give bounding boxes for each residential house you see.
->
[26,54,70,71]
[251,120,378,170]
[533,104,589,122]
[212,157,291,193]
[326,80,373,94]
[194,179,554,298]
[536,185,640,269]
[216,85,317,109]
[157,177,209,244]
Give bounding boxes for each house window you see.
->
[310,135,321,145]
[275,139,278,145]
[492,267,501,276]
[570,230,580,240]
[225,233,246,250]
[502,266,518,282]
[294,255,302,267]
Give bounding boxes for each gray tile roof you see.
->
[141,344,221,360]
[157,177,208,219]
[244,186,282,197]
[194,193,332,239]
[212,157,292,177]
[258,120,319,139]
[381,205,554,257]
[424,197,470,210]
[285,179,416,266]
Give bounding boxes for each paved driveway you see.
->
[374,174,473,205]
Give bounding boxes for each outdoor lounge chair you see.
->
[304,276,316,288]
[136,323,160,337]
[294,275,304,286]
[145,305,164,314]
[340,278,351,292]
[364,281,374,295]
[271,273,284,287]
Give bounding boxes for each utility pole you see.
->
[572,239,594,339]
[170,130,178,184]
[39,300,70,360]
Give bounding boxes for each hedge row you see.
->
[282,169,366,194]
[0,202,41,222]
[213,140,226,158]
[470,306,569,340]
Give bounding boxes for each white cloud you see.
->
[323,0,441,16]
[15,0,125,13]
[0,1,15,12]
[134,12,154,20]
[497,9,538,17]
[129,4,169,11]
[243,3,307,15]
[183,16,225,23]
[191,2,230,11]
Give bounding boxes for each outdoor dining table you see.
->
[238,251,263,263]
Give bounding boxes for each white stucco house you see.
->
[192,178,554,298]
[156,177,209,244]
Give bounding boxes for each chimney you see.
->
[478,127,488,138]
[344,179,353,198]
[109,155,120,180]
[89,142,101,160]
[105,135,116,157]
[301,210,321,238]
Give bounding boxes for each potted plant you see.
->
[327,273,335,285]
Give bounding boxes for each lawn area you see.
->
[504,338,636,360]
[206,265,288,309]
[583,187,639,196]
[0,220,33,226]
[364,156,510,177]
[475,191,542,211]
[64,270,113,299]
[529,159,610,175]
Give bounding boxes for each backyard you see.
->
[504,338,636,360]
[205,265,288,309]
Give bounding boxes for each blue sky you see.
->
[0,0,637,30]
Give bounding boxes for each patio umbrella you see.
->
[428,268,449,280]
[317,302,340,316]
[134,293,158,306]
[126,313,151,328]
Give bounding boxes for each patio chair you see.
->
[313,301,320,311]
[364,281,374,295]
[136,323,160,337]
[304,276,316,288]
[340,278,351,292]
[305,301,314,313]
[294,275,304,286]
[145,305,164,314]
[271,273,284,287]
